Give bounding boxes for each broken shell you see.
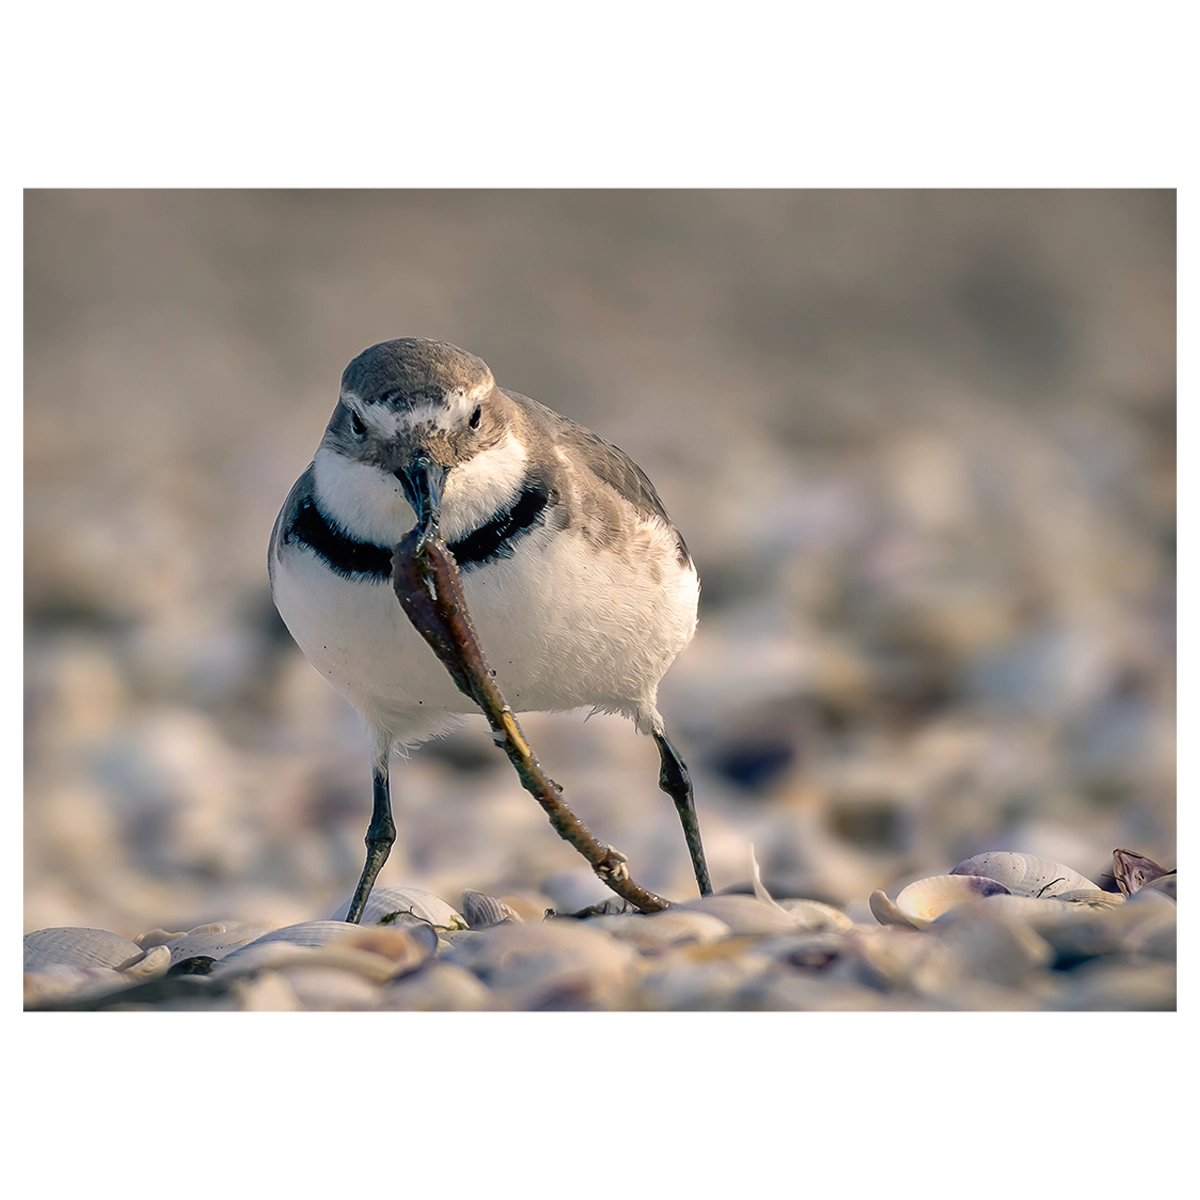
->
[1112,848,1173,897]
[749,844,790,916]
[878,875,1011,929]
[330,886,467,930]
[116,944,172,982]
[951,852,1098,898]
[462,890,523,929]
[869,889,921,931]
[24,927,144,972]
[134,927,189,950]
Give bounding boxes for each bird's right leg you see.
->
[345,747,395,924]
[653,730,713,897]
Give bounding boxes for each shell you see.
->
[331,887,467,930]
[24,927,143,971]
[1140,873,1177,901]
[924,909,1054,986]
[869,889,921,931]
[1054,889,1125,908]
[749,843,790,916]
[134,927,189,950]
[24,964,127,1006]
[1111,848,1172,897]
[161,920,282,965]
[675,895,799,935]
[244,920,373,949]
[214,922,434,983]
[950,852,1098,898]
[461,890,523,929]
[118,944,172,982]
[882,875,1011,929]
[745,844,853,931]
[973,893,1105,928]
[777,899,854,933]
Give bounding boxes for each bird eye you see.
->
[350,412,367,437]
[469,405,482,430]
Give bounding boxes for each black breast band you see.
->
[284,482,552,581]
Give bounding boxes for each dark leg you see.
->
[653,731,713,896]
[345,760,395,924]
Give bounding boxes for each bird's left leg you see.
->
[345,744,396,924]
[653,730,713,896]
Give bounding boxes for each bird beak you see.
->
[397,453,448,543]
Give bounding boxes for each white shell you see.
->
[1139,874,1177,901]
[24,964,127,1006]
[24,927,143,971]
[884,875,1011,929]
[162,920,282,964]
[869,889,921,930]
[1054,889,1125,907]
[675,895,800,935]
[975,894,1091,922]
[330,886,467,930]
[244,920,372,948]
[214,921,435,982]
[118,944,172,982]
[777,899,854,933]
[461,890,523,929]
[950,852,1098,898]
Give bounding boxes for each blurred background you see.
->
[24,190,1175,936]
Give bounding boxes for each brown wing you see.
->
[505,390,692,566]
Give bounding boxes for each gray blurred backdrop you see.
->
[24,190,1175,936]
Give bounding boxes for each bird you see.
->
[269,336,710,921]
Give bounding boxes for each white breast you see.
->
[271,508,699,746]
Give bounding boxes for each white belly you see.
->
[271,519,699,744]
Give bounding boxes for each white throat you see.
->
[311,430,531,546]
[313,448,415,544]
[439,432,529,542]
